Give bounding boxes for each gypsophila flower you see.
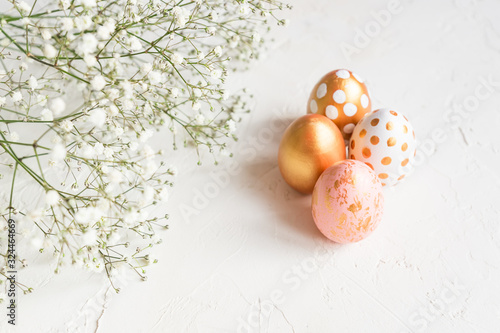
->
[51,144,67,161]
[77,34,98,55]
[18,1,31,13]
[192,102,201,111]
[45,190,60,206]
[207,26,216,35]
[84,54,97,66]
[0,0,289,289]
[60,119,73,132]
[214,46,222,57]
[11,91,22,102]
[88,108,107,128]
[40,108,54,121]
[9,132,19,142]
[43,44,57,59]
[41,29,52,40]
[90,75,106,90]
[60,17,73,32]
[51,98,66,115]
[172,6,190,27]
[81,0,97,9]
[226,119,236,133]
[171,53,184,66]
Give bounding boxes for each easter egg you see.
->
[348,108,417,186]
[307,69,372,139]
[278,114,346,194]
[312,160,384,243]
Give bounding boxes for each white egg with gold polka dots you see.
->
[307,69,372,139]
[348,109,417,186]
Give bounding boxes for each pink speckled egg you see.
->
[311,159,384,243]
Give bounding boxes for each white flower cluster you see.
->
[0,0,289,289]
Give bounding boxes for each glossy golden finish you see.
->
[307,69,371,139]
[278,114,346,194]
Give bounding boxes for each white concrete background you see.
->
[4,0,500,332]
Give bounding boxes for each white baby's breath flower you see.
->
[141,63,153,74]
[252,32,261,43]
[28,75,38,90]
[209,11,218,21]
[103,147,114,159]
[196,51,205,61]
[81,229,98,246]
[74,16,92,31]
[107,168,123,186]
[195,113,204,124]
[210,69,222,79]
[148,70,162,85]
[97,24,111,39]
[171,52,184,66]
[77,34,98,55]
[171,87,179,98]
[60,119,73,132]
[45,190,60,206]
[51,143,67,161]
[172,6,189,27]
[81,0,97,9]
[142,145,155,159]
[11,91,22,102]
[41,29,52,40]
[60,17,73,32]
[221,89,229,101]
[129,37,142,51]
[84,54,97,66]
[9,132,19,142]
[17,1,31,14]
[139,129,154,142]
[214,46,222,57]
[59,0,70,10]
[0,96,6,107]
[90,75,106,90]
[43,44,58,59]
[239,4,250,15]
[41,108,53,121]
[94,142,104,155]
[226,119,236,133]
[88,108,106,128]
[51,98,66,115]
[157,187,169,202]
[36,94,47,106]
[206,26,216,35]
[192,102,201,111]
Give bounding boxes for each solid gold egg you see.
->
[278,114,346,194]
[307,69,372,139]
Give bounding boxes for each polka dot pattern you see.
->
[348,108,417,186]
[310,99,318,113]
[336,70,350,79]
[333,90,346,104]
[325,105,338,120]
[343,103,357,117]
[316,83,327,99]
[361,94,369,108]
[306,69,372,138]
[343,123,355,134]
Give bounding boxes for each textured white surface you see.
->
[4,0,500,332]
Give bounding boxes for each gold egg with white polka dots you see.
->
[348,109,417,187]
[307,69,372,139]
